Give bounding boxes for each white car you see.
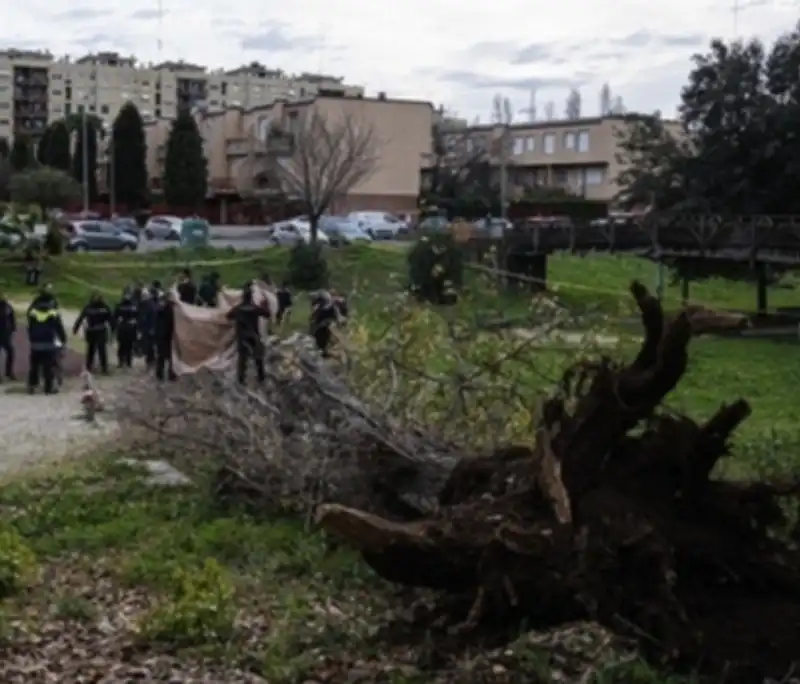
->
[144,215,183,240]
[347,211,408,240]
[268,219,330,246]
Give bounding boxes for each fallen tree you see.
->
[316,282,800,682]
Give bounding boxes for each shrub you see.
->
[407,233,463,304]
[286,242,329,290]
[44,221,65,256]
[0,526,39,597]
[137,558,237,646]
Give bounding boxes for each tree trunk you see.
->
[317,280,800,680]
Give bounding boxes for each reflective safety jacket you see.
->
[27,306,67,352]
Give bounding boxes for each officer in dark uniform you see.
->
[154,291,177,381]
[0,291,16,381]
[276,281,293,326]
[198,271,220,307]
[113,289,139,368]
[226,283,270,384]
[177,268,198,304]
[73,292,114,374]
[309,291,340,358]
[27,294,67,394]
[138,289,157,368]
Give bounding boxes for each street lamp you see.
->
[103,121,115,217]
[80,101,89,213]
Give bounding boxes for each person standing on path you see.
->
[0,293,16,381]
[226,283,269,384]
[137,290,157,369]
[113,289,138,369]
[177,268,199,305]
[154,291,177,381]
[26,295,66,394]
[73,292,114,375]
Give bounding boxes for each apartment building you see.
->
[142,93,433,216]
[0,48,365,143]
[431,115,682,202]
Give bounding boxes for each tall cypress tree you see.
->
[163,109,207,209]
[47,121,72,172]
[36,127,52,166]
[0,137,9,159]
[9,135,33,172]
[112,102,148,209]
[72,122,98,203]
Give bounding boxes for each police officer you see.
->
[309,290,340,358]
[138,289,157,368]
[276,281,293,327]
[226,283,270,384]
[73,292,114,374]
[154,291,177,381]
[27,292,66,394]
[177,268,198,305]
[113,289,139,368]
[0,291,16,381]
[198,271,220,307]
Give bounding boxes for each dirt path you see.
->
[0,304,129,475]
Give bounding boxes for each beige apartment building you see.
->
[0,47,364,143]
[143,93,434,216]
[431,115,682,202]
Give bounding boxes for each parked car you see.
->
[143,215,182,240]
[267,219,330,246]
[322,218,372,246]
[66,220,139,252]
[112,216,141,238]
[473,217,513,237]
[347,211,408,240]
[418,216,451,233]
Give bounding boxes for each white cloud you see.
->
[2,0,799,120]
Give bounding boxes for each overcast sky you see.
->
[2,0,797,121]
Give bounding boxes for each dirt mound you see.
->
[9,329,85,380]
[318,281,800,683]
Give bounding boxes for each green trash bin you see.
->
[180,217,210,248]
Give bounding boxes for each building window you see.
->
[101,104,109,114]
[65,87,72,100]
[526,136,535,152]
[564,132,576,150]
[513,137,525,155]
[543,133,555,155]
[77,104,85,113]
[0,102,8,110]
[221,82,227,95]
[51,73,63,80]
[89,105,96,112]
[577,130,590,152]
[0,118,9,125]
[64,103,72,115]
[50,89,62,95]
[155,107,161,117]
[584,168,605,185]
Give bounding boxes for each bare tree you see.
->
[544,101,555,120]
[565,88,582,119]
[600,83,612,116]
[274,108,380,243]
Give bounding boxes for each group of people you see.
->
[0,267,348,394]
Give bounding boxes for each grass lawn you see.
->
[0,456,697,682]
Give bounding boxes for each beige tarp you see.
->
[170,282,279,375]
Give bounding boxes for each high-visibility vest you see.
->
[29,308,59,323]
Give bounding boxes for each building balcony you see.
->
[227,132,294,158]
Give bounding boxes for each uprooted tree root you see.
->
[317,281,800,682]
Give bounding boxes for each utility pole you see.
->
[81,105,89,213]
[107,123,115,217]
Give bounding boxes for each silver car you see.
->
[67,220,139,252]
[143,215,182,240]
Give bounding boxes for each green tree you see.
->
[47,121,71,172]
[112,102,148,209]
[9,167,81,217]
[9,136,33,172]
[0,138,9,159]
[36,126,52,166]
[163,109,207,209]
[72,121,98,203]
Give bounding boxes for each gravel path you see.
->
[0,305,126,475]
